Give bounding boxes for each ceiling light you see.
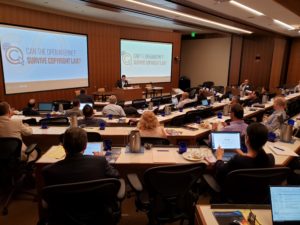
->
[229,0,264,16]
[125,0,252,34]
[273,19,295,30]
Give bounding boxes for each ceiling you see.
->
[2,0,300,37]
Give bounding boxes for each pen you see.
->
[157,149,169,152]
[274,146,285,151]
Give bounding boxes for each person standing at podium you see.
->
[116,74,129,88]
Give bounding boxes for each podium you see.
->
[112,87,143,101]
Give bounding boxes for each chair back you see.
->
[132,99,147,109]
[141,137,170,145]
[161,95,172,104]
[144,163,206,224]
[0,138,22,183]
[39,117,70,126]
[169,114,186,126]
[22,118,38,126]
[42,178,121,225]
[185,108,214,123]
[87,132,101,142]
[53,100,72,111]
[151,97,162,106]
[224,167,290,204]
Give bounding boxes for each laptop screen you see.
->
[79,103,93,110]
[84,142,103,155]
[211,132,241,150]
[270,186,300,224]
[172,97,178,106]
[38,102,53,111]
[202,99,209,106]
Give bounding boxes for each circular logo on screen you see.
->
[4,44,24,65]
[121,51,132,65]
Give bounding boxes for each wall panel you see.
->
[228,35,243,86]
[0,4,181,109]
[286,39,300,86]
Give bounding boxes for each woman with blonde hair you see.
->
[137,111,167,138]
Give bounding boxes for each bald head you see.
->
[28,99,36,108]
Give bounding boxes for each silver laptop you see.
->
[79,102,93,110]
[270,186,300,225]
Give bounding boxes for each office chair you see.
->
[202,81,214,89]
[151,96,162,106]
[141,137,170,145]
[204,167,290,204]
[22,118,38,126]
[0,138,37,215]
[39,117,69,126]
[127,163,206,225]
[183,101,197,108]
[132,99,147,109]
[188,87,198,98]
[161,95,172,104]
[59,132,101,144]
[185,108,214,124]
[41,178,125,225]
[169,114,186,126]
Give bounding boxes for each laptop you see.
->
[172,97,179,106]
[211,132,241,161]
[38,102,53,112]
[201,99,209,107]
[84,142,103,155]
[79,102,93,110]
[270,186,300,225]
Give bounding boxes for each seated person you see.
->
[137,111,167,138]
[239,78,252,94]
[76,88,94,104]
[294,80,300,92]
[0,101,38,161]
[42,127,119,186]
[64,99,83,117]
[246,91,261,106]
[212,103,248,136]
[262,96,287,132]
[177,92,198,109]
[78,105,105,127]
[230,95,240,106]
[116,74,129,88]
[102,95,126,117]
[22,98,40,116]
[215,123,275,186]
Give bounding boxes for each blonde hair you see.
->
[274,96,286,108]
[137,111,159,130]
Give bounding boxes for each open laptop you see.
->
[38,102,53,113]
[79,102,93,110]
[211,132,241,161]
[84,142,103,155]
[270,186,300,225]
[201,99,209,107]
[171,97,178,106]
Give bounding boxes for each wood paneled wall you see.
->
[228,35,243,86]
[286,38,300,85]
[0,4,181,109]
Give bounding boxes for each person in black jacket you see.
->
[22,99,40,116]
[215,123,274,186]
[76,89,94,104]
[42,127,119,186]
[116,74,129,88]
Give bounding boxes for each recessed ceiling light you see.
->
[229,0,264,16]
[273,19,295,30]
[125,0,252,34]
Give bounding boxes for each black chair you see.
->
[183,101,197,108]
[204,167,290,204]
[42,178,125,225]
[161,95,172,104]
[132,99,147,109]
[141,137,170,145]
[53,100,72,111]
[151,97,162,106]
[0,138,36,215]
[116,100,125,107]
[22,118,38,126]
[59,132,101,144]
[213,85,225,94]
[185,108,214,123]
[39,117,69,126]
[188,87,198,99]
[169,114,186,126]
[202,81,214,89]
[127,163,207,225]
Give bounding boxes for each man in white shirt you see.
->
[239,79,252,94]
[102,95,126,117]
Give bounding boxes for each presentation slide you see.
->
[0,24,88,94]
[120,39,172,84]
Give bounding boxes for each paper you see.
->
[152,149,176,163]
[269,144,298,157]
[46,145,66,159]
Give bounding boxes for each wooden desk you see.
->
[195,204,272,225]
[112,87,143,101]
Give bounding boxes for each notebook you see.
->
[79,102,93,110]
[84,142,103,155]
[211,132,241,161]
[270,186,300,225]
[38,102,53,112]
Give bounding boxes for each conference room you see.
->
[1,1,300,225]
